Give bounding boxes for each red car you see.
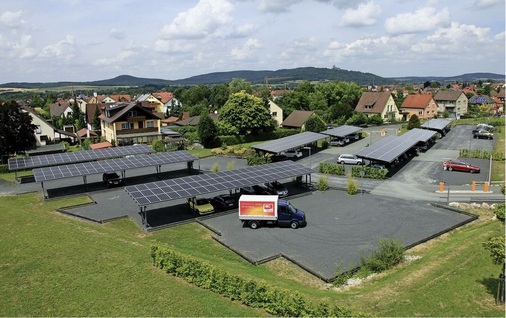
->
[443,160,480,173]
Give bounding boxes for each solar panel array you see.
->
[251,131,327,153]
[421,119,451,131]
[321,125,362,138]
[125,161,312,206]
[356,128,437,163]
[33,151,196,182]
[9,144,153,171]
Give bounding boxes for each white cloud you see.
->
[39,35,77,61]
[258,0,301,13]
[230,38,261,59]
[93,50,135,66]
[385,7,450,35]
[159,0,234,39]
[339,1,382,27]
[0,10,25,29]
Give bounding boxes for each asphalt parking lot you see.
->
[201,189,475,281]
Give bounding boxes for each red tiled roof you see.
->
[401,94,433,109]
[152,92,174,104]
[90,142,113,150]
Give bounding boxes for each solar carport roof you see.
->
[125,161,312,206]
[251,131,327,153]
[9,144,153,171]
[356,129,437,163]
[33,150,196,182]
[320,125,362,138]
[421,119,451,131]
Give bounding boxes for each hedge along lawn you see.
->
[491,124,504,181]
[0,193,267,317]
[2,191,505,317]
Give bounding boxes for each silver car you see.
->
[337,154,364,165]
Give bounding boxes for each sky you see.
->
[0,0,504,83]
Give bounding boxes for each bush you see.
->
[150,245,361,317]
[351,166,388,179]
[211,162,219,173]
[361,239,405,273]
[246,153,270,166]
[317,174,329,191]
[318,162,345,175]
[494,203,505,223]
[346,175,359,195]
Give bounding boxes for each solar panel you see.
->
[357,128,438,163]
[421,119,451,131]
[9,144,153,171]
[33,150,196,182]
[125,161,312,206]
[251,131,327,153]
[320,125,362,138]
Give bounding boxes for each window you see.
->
[419,111,423,115]
[35,125,41,134]
[121,122,134,130]
[272,112,277,116]
[146,121,154,128]
[128,110,138,117]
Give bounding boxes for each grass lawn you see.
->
[0,191,504,317]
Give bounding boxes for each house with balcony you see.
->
[433,90,468,118]
[399,94,438,120]
[100,102,163,146]
[355,91,401,122]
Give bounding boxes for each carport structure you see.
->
[319,125,362,139]
[356,128,437,165]
[421,118,451,136]
[250,131,327,154]
[33,150,197,197]
[124,161,312,229]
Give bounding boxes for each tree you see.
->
[345,112,368,126]
[92,106,101,132]
[210,84,230,110]
[229,78,252,94]
[197,111,218,148]
[0,101,36,158]
[218,92,273,135]
[407,114,421,130]
[304,115,326,133]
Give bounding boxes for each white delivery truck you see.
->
[238,195,307,229]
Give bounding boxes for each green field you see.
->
[0,191,504,317]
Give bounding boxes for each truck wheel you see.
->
[290,221,299,229]
[249,221,259,229]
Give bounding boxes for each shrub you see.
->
[211,162,219,173]
[227,160,235,171]
[246,153,270,166]
[151,139,165,152]
[318,162,345,175]
[317,174,329,191]
[494,203,505,223]
[351,166,388,180]
[346,175,359,195]
[361,238,405,273]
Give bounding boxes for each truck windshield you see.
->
[287,202,297,214]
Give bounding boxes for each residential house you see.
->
[22,106,76,146]
[49,99,73,118]
[76,127,99,144]
[433,90,468,118]
[136,93,165,114]
[100,102,163,146]
[268,100,283,127]
[355,91,401,122]
[173,113,218,127]
[110,94,132,103]
[468,95,496,109]
[399,94,438,120]
[270,89,289,101]
[152,92,182,117]
[490,96,504,115]
[281,110,315,131]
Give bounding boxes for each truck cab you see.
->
[275,199,306,228]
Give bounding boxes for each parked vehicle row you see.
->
[187,181,290,215]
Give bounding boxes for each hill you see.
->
[0,68,504,89]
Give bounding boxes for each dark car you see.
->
[265,181,288,197]
[472,129,493,139]
[443,160,480,173]
[211,193,238,209]
[240,185,273,195]
[102,172,123,187]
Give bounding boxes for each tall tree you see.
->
[218,92,273,135]
[197,111,218,148]
[229,78,253,94]
[92,106,101,132]
[210,84,230,109]
[304,115,326,133]
[407,114,421,130]
[0,101,36,157]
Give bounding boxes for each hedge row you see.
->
[150,245,363,317]
[218,128,299,146]
[318,162,345,175]
[318,162,387,179]
[0,164,8,173]
[351,166,388,180]
[459,149,504,161]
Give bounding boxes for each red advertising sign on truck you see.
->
[239,195,278,221]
